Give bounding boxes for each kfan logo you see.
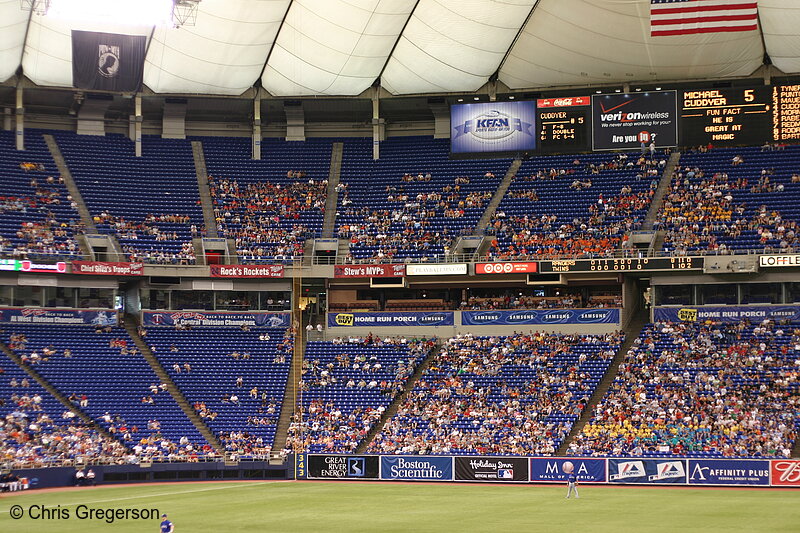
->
[649,461,685,481]
[453,110,533,141]
[610,461,645,481]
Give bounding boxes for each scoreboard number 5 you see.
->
[744,89,754,102]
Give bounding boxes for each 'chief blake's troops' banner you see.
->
[72,31,146,92]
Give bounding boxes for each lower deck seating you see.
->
[369,332,623,455]
[573,320,799,458]
[3,324,210,458]
[144,326,292,455]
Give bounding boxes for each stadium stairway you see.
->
[642,150,681,231]
[270,291,305,460]
[43,133,97,235]
[354,338,444,454]
[191,140,218,238]
[474,158,523,233]
[555,308,650,456]
[0,337,120,443]
[321,142,344,238]
[122,314,224,455]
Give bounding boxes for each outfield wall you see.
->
[296,454,800,488]
[13,461,290,489]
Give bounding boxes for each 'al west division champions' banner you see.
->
[450,101,536,154]
[0,307,117,326]
[72,31,146,92]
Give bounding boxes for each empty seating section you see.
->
[287,337,436,453]
[2,324,209,457]
[487,152,661,259]
[199,136,332,262]
[574,321,799,458]
[144,327,292,454]
[336,136,510,262]
[0,130,82,259]
[659,146,800,254]
[53,132,202,264]
[369,332,623,455]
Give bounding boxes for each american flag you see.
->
[650,0,758,37]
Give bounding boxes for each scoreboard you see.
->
[539,257,704,273]
[680,87,771,146]
[536,97,591,153]
[772,85,800,141]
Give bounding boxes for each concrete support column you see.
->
[252,95,262,160]
[372,87,385,160]
[134,95,142,157]
[15,86,24,151]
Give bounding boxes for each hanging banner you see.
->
[209,264,284,278]
[529,458,606,483]
[142,311,290,328]
[72,30,146,92]
[71,261,143,276]
[328,311,454,328]
[334,264,405,278]
[306,455,379,480]
[687,459,770,486]
[654,305,800,323]
[380,456,453,481]
[0,307,117,326]
[454,457,529,483]
[462,308,619,326]
[608,459,687,484]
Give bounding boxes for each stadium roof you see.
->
[1,0,798,98]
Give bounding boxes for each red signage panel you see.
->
[475,262,538,275]
[72,261,143,276]
[771,460,800,486]
[537,96,590,108]
[334,264,405,278]
[210,264,285,278]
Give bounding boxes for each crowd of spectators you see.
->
[337,174,494,263]
[285,335,436,453]
[0,169,83,259]
[92,211,197,265]
[0,412,127,467]
[209,174,326,261]
[369,331,623,455]
[486,154,660,260]
[572,320,799,457]
[458,292,622,310]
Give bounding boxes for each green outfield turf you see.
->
[1,481,798,532]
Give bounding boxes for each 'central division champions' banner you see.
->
[450,101,536,154]
[72,31,146,92]
[142,311,290,328]
[462,308,619,326]
[654,305,800,323]
[328,311,454,328]
[592,91,678,150]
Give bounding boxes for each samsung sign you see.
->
[450,101,537,154]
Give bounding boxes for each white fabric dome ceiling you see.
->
[0,0,797,97]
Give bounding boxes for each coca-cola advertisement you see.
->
[72,261,143,276]
[209,264,284,278]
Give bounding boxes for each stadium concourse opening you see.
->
[0,7,799,533]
